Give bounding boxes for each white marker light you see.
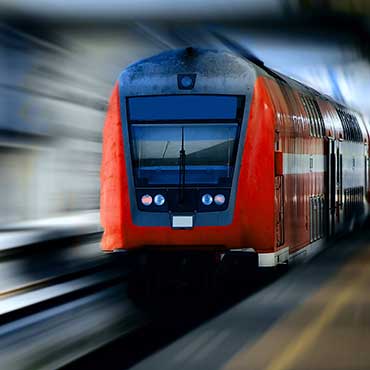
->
[154,194,165,206]
[201,194,213,206]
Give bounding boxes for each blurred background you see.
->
[0,2,370,369]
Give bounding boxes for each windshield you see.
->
[130,124,239,187]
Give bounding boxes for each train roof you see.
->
[122,47,361,116]
[124,47,256,80]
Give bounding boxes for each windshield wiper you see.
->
[178,127,186,203]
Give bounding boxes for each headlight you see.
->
[141,194,152,206]
[214,194,226,206]
[154,194,165,206]
[181,76,193,88]
[201,194,213,206]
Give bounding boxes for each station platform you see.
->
[225,236,370,370]
[0,211,101,252]
[129,231,370,370]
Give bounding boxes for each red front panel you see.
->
[100,77,277,253]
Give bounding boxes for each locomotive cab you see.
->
[116,48,257,231]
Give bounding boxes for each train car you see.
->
[100,47,370,272]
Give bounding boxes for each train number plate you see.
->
[172,215,193,229]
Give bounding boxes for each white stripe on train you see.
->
[283,153,326,175]
[258,239,326,267]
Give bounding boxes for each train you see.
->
[100,47,370,278]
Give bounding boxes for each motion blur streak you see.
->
[0,0,284,20]
[0,2,370,370]
[0,23,160,226]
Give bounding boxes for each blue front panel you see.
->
[117,48,257,226]
[128,95,239,122]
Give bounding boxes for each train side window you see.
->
[347,114,352,140]
[337,108,349,141]
[341,110,349,140]
[303,97,311,135]
[348,112,361,142]
[309,98,320,138]
[348,114,354,141]
[307,98,320,137]
[305,98,315,136]
[353,115,362,141]
[358,117,362,141]
[355,117,364,141]
[341,110,348,140]
[300,96,307,134]
[313,99,325,137]
[302,95,327,139]
[349,113,354,141]
[351,115,357,141]
[302,97,309,136]
[352,115,358,141]
[308,98,319,137]
[337,109,343,139]
[347,113,353,141]
[357,116,362,141]
[315,99,323,137]
[347,113,352,141]
[353,115,359,141]
[301,96,312,136]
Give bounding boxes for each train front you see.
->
[101,48,273,253]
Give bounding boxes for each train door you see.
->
[337,141,344,226]
[365,143,369,200]
[327,139,343,235]
[275,130,284,247]
[275,174,284,247]
[364,143,369,218]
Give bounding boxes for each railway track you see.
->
[0,235,149,370]
[0,282,146,370]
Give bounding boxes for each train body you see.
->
[100,48,370,268]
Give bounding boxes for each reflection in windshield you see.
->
[128,95,239,122]
[130,124,239,186]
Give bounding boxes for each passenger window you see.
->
[309,98,320,137]
[309,99,319,137]
[336,108,362,142]
[307,98,320,137]
[313,99,325,136]
[353,115,362,141]
[307,98,319,137]
[347,113,354,141]
[301,96,312,136]
[301,95,325,138]
[337,109,347,141]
